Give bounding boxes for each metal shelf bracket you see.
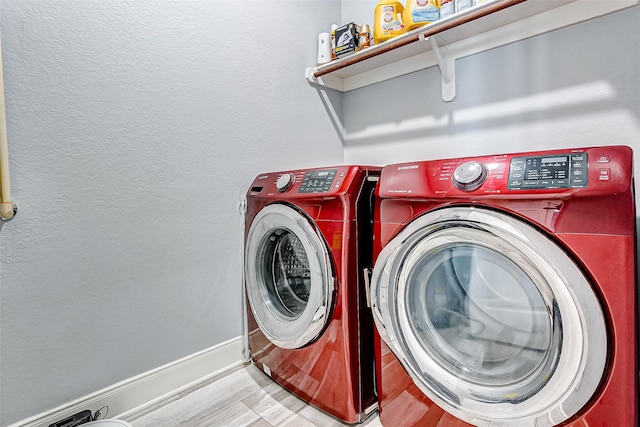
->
[420,34,456,102]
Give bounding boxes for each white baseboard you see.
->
[9,336,246,427]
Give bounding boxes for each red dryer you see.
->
[370,146,637,426]
[244,166,380,424]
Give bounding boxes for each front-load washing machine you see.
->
[244,165,380,424]
[369,146,637,426]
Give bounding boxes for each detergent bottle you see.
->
[404,0,440,31]
[374,0,406,44]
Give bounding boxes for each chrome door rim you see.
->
[245,203,334,349]
[371,206,607,426]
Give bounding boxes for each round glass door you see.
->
[405,242,556,392]
[245,204,334,349]
[260,230,311,320]
[371,207,607,426]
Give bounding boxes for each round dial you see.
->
[453,161,487,191]
[276,173,295,192]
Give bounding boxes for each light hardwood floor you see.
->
[125,363,382,427]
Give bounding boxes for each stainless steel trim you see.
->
[371,206,607,426]
[245,204,334,349]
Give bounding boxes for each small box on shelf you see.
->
[335,23,361,59]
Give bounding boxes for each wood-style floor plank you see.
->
[126,364,383,427]
[242,382,308,425]
[193,402,270,427]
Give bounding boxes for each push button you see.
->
[598,169,611,181]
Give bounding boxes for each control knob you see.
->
[453,161,487,191]
[276,173,295,192]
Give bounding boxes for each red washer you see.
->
[370,146,637,426]
[244,165,380,424]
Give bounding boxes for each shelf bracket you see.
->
[420,34,456,102]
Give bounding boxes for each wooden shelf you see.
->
[305,0,638,100]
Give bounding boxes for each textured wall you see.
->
[342,4,640,172]
[0,1,342,425]
[2,1,638,425]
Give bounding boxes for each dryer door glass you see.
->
[406,243,553,389]
[245,204,334,349]
[371,207,607,426]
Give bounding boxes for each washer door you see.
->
[245,204,334,349]
[371,207,607,426]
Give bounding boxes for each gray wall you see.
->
[0,1,342,425]
[341,2,640,177]
[1,1,639,425]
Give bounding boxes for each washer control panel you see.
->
[299,169,338,193]
[247,166,377,198]
[508,152,588,190]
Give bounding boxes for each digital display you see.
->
[541,156,568,163]
[299,169,338,193]
[508,153,587,190]
[523,156,568,181]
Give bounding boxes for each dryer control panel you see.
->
[507,152,588,190]
[378,145,632,199]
